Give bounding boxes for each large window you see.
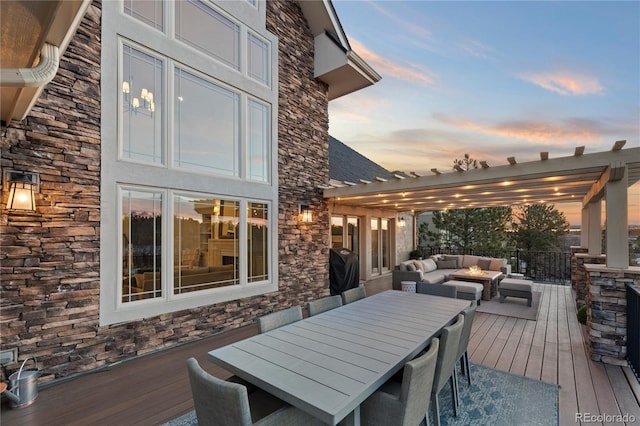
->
[331,215,359,252]
[101,0,278,325]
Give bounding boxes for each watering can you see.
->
[2,357,39,408]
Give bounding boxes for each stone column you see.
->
[573,253,606,308]
[585,264,640,365]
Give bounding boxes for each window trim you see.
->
[100,0,279,326]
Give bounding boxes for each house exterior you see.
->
[0,0,393,382]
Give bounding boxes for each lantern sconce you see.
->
[4,170,39,211]
[398,217,406,228]
[299,204,312,223]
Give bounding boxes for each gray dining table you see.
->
[208,289,470,425]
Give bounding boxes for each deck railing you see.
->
[627,283,640,379]
[422,247,571,284]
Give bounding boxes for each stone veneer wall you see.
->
[0,0,330,383]
[572,249,606,308]
[585,264,640,365]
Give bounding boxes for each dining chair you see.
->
[417,283,457,298]
[341,286,366,304]
[361,338,440,426]
[257,306,303,334]
[187,358,323,426]
[306,295,342,316]
[455,301,477,389]
[431,314,465,426]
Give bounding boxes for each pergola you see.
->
[324,142,640,268]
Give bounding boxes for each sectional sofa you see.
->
[392,254,511,302]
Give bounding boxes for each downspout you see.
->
[0,43,60,87]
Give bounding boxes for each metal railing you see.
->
[422,247,571,284]
[627,283,640,380]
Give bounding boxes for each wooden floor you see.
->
[2,283,639,425]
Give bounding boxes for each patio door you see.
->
[371,218,390,275]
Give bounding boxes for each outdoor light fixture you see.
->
[299,204,312,223]
[4,170,39,211]
[398,217,406,228]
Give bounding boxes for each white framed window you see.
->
[331,215,360,253]
[371,217,391,275]
[101,0,278,325]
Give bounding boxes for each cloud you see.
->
[350,38,437,86]
[520,70,604,95]
[460,38,497,59]
[433,113,603,144]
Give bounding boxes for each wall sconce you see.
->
[4,170,39,211]
[398,217,406,228]
[299,204,312,223]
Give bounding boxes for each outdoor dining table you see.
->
[208,290,470,425]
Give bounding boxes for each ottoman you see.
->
[443,280,484,305]
[499,278,533,306]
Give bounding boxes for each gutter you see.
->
[0,43,60,88]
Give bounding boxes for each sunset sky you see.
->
[328,1,640,226]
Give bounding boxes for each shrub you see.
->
[577,305,587,325]
[409,248,424,260]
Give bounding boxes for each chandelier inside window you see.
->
[122,81,155,117]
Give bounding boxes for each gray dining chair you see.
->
[417,283,457,298]
[431,314,465,426]
[341,286,366,304]
[306,295,342,316]
[361,338,440,426]
[257,306,303,333]
[455,301,477,388]
[187,358,322,426]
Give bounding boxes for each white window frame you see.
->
[100,0,278,326]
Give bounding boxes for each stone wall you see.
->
[585,264,640,365]
[572,250,606,308]
[0,0,331,382]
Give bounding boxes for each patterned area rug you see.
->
[164,364,558,426]
[476,291,542,320]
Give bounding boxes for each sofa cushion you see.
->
[399,261,413,271]
[489,258,506,271]
[421,258,437,272]
[477,257,491,271]
[436,259,457,269]
[442,255,460,268]
[406,262,417,271]
[412,260,425,271]
[462,255,481,268]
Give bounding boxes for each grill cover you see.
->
[329,248,359,295]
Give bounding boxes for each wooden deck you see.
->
[2,284,639,425]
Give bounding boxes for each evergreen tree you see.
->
[511,204,570,251]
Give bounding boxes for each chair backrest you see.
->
[187,357,253,426]
[307,295,342,316]
[257,306,303,333]
[432,314,465,393]
[456,301,477,360]
[400,338,440,426]
[417,283,457,298]
[341,286,366,304]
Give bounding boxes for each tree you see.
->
[429,207,513,252]
[511,204,570,251]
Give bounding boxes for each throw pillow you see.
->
[422,258,437,272]
[489,258,506,271]
[407,263,417,271]
[462,255,481,268]
[436,259,458,269]
[442,255,459,268]
[477,257,491,271]
[412,260,425,271]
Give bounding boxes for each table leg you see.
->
[340,406,360,426]
[482,280,491,301]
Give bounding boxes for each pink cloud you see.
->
[350,38,437,86]
[520,71,604,95]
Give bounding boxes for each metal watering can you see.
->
[2,357,39,408]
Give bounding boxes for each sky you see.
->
[328,0,640,226]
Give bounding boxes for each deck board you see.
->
[1,284,638,426]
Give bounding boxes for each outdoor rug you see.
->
[476,291,542,320]
[163,363,558,426]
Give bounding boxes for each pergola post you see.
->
[580,205,589,248]
[587,200,602,256]
[605,166,629,268]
